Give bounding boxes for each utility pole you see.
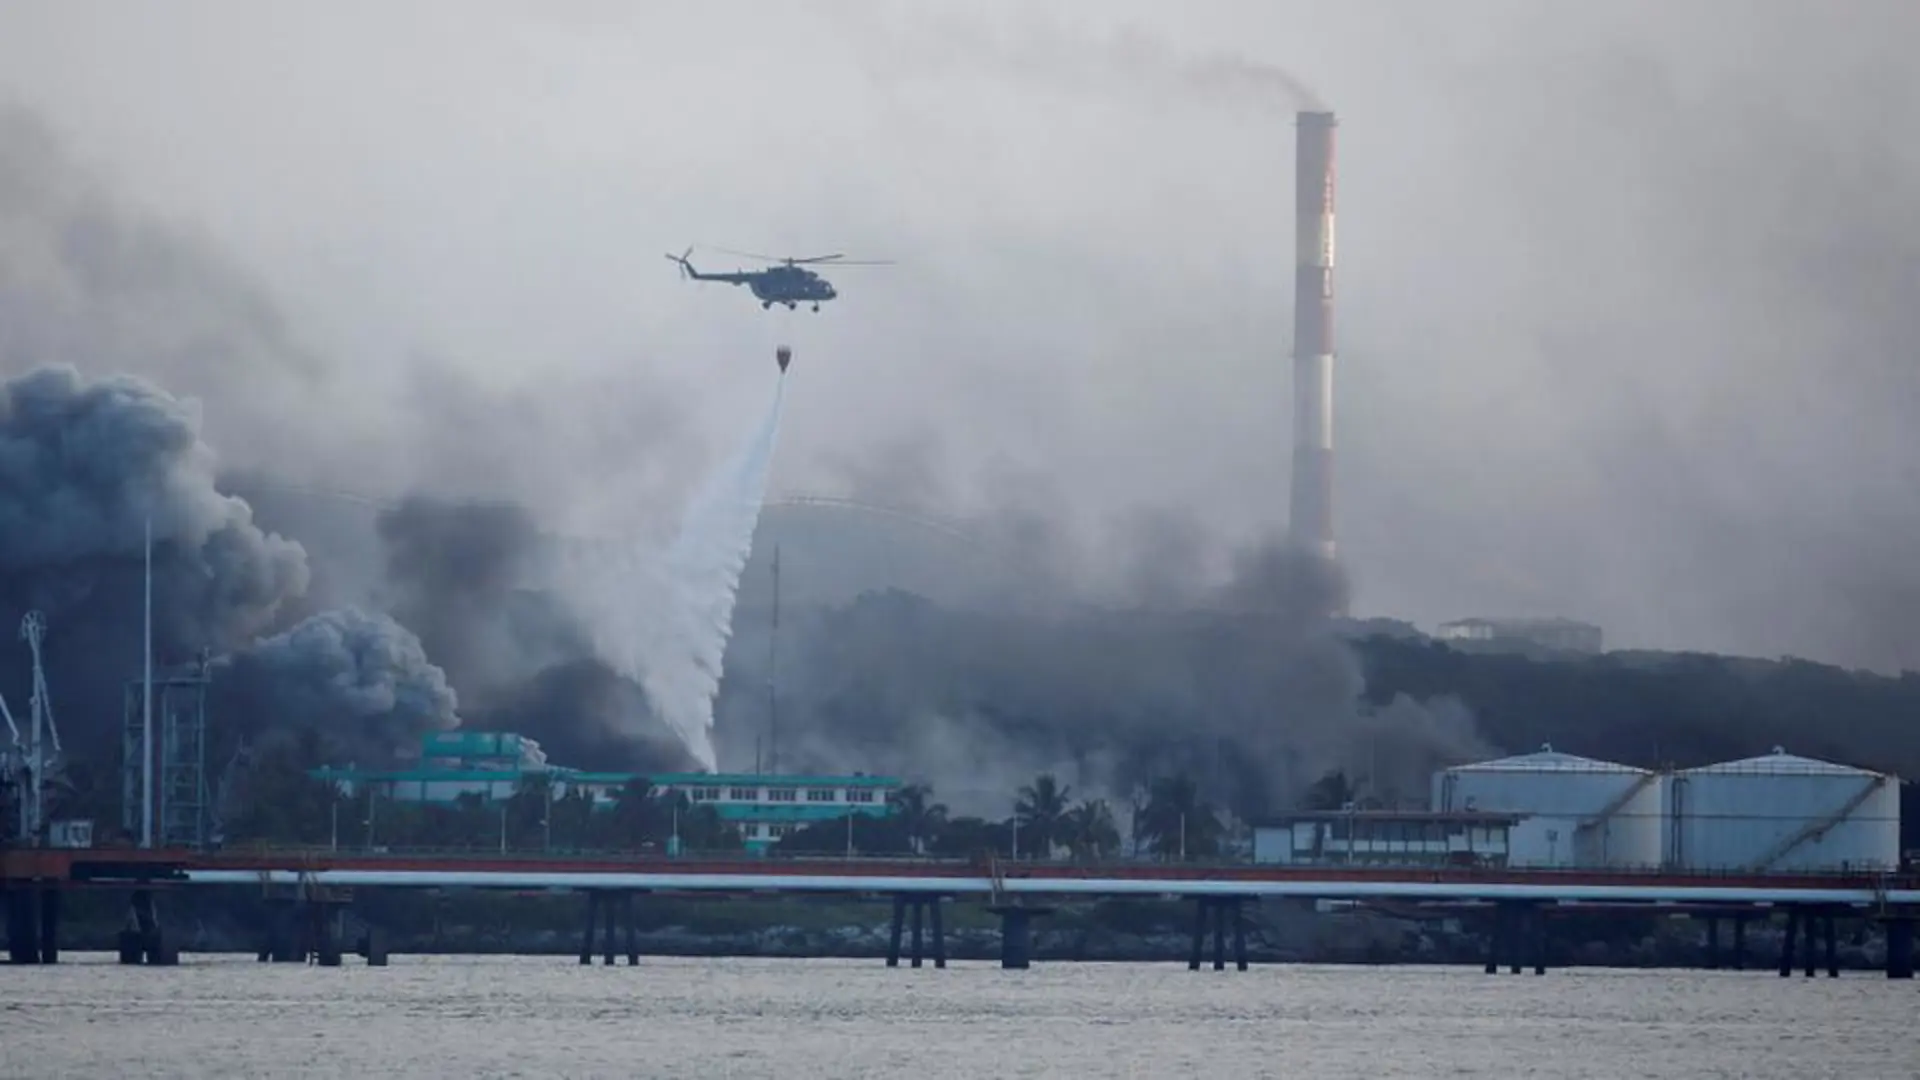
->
[766,544,780,775]
[141,516,154,850]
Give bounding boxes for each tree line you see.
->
[206,735,1280,861]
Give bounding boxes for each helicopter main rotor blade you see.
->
[710,246,783,263]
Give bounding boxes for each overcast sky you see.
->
[3,0,1917,669]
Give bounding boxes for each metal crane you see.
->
[3,611,62,844]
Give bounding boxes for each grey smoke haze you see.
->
[0,102,706,538]
[1,1,1918,678]
[728,534,1490,819]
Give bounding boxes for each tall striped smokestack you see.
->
[1290,110,1338,578]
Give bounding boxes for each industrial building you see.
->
[1250,810,1522,867]
[1436,617,1603,655]
[1667,748,1901,873]
[1431,746,1665,869]
[312,732,901,853]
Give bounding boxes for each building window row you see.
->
[681,784,890,805]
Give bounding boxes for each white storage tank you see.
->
[1432,745,1665,868]
[1668,747,1900,873]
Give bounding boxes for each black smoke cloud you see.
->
[0,366,310,759]
[0,364,468,777]
[210,607,459,761]
[363,494,698,773]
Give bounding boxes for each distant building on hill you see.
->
[1436,616,1603,655]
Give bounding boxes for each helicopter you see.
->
[665,246,891,311]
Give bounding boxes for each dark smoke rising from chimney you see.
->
[847,13,1323,115]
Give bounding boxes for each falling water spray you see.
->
[558,368,788,771]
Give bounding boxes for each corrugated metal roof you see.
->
[1444,744,1647,774]
[1682,747,1885,778]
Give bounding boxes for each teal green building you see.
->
[311,731,901,852]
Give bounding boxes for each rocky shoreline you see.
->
[32,892,1900,971]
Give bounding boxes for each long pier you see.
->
[4,848,1917,977]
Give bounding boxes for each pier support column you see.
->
[622,891,640,966]
[1186,897,1249,972]
[998,908,1031,970]
[1190,899,1207,971]
[928,896,946,970]
[1731,915,1747,971]
[1778,908,1799,978]
[36,887,60,964]
[989,904,1051,970]
[1234,904,1250,972]
[1531,906,1548,976]
[357,924,389,967]
[6,886,37,964]
[886,895,905,968]
[1704,916,1721,971]
[578,891,600,966]
[600,890,618,966]
[909,897,925,969]
[1802,910,1818,978]
[1484,903,1503,975]
[311,901,343,967]
[1823,913,1838,979]
[1484,902,1542,975]
[1506,903,1522,974]
[130,889,177,965]
[884,894,946,970]
[1886,919,1914,980]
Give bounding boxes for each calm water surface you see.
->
[2,954,1915,1078]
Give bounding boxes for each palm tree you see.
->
[506,773,555,850]
[888,783,948,854]
[608,777,657,849]
[1014,773,1073,858]
[1136,774,1223,861]
[1299,769,1357,811]
[1062,798,1121,862]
